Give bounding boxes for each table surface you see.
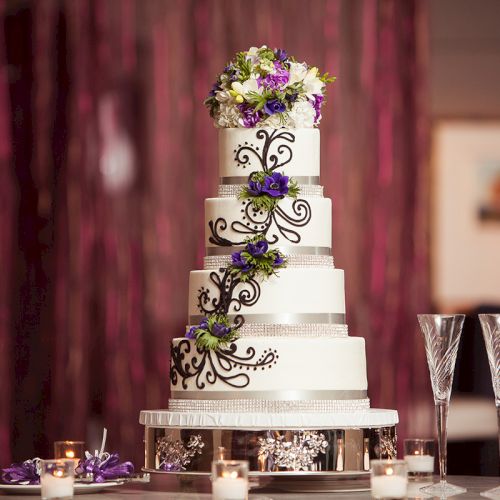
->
[2,475,497,499]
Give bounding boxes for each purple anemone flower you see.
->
[262,172,289,197]
[246,240,269,257]
[211,322,231,338]
[247,178,263,195]
[273,254,285,267]
[231,251,253,272]
[274,49,287,61]
[263,99,286,115]
[208,81,220,97]
[186,326,197,339]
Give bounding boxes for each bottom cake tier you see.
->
[139,409,398,474]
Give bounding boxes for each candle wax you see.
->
[41,474,74,499]
[404,454,434,473]
[212,477,248,500]
[371,475,407,499]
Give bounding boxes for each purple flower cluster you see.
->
[248,172,289,198]
[186,317,231,339]
[259,63,290,91]
[231,238,284,274]
[311,94,324,123]
[186,317,208,339]
[75,453,134,483]
[238,103,262,128]
[1,460,40,485]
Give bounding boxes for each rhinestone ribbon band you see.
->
[185,323,348,337]
[189,313,347,325]
[206,245,332,256]
[221,176,321,185]
[218,184,324,198]
[168,398,371,413]
[204,254,334,270]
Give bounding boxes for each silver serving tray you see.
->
[142,468,371,493]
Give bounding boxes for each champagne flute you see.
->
[479,314,500,499]
[418,314,466,497]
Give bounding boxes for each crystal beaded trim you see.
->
[227,323,349,337]
[217,184,324,198]
[204,254,334,270]
[168,398,370,413]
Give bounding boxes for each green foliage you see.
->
[193,314,240,352]
[319,72,336,84]
[288,178,300,199]
[228,234,287,283]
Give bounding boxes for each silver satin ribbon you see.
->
[220,175,320,185]
[190,313,346,325]
[206,246,332,256]
[171,390,367,400]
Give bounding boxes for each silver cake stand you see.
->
[139,409,398,493]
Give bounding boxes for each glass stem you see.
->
[436,401,448,484]
[497,405,500,472]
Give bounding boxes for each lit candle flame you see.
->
[386,467,394,476]
[65,450,75,458]
[54,470,64,478]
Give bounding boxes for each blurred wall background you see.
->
[0,0,431,467]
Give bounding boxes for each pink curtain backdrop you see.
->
[0,0,431,465]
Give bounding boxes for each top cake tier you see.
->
[219,128,320,181]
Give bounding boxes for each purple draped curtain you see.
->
[0,0,431,465]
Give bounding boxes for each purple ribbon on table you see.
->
[75,453,134,483]
[1,459,41,485]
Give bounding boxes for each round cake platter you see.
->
[140,409,398,493]
[142,468,371,493]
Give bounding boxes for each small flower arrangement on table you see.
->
[0,429,138,486]
[205,45,335,128]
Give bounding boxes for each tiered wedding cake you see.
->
[140,46,398,475]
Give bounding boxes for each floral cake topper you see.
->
[205,45,335,129]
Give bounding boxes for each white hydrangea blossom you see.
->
[288,100,316,128]
[256,112,289,129]
[215,102,241,128]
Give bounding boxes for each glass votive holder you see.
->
[370,459,408,499]
[40,459,75,500]
[403,439,435,479]
[53,441,85,461]
[211,460,249,500]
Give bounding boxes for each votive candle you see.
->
[370,459,408,499]
[40,460,74,500]
[211,460,248,500]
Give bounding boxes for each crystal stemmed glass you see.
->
[418,314,466,497]
[479,314,500,499]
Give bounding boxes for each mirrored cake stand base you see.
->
[140,409,398,493]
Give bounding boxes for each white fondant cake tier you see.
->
[205,197,332,252]
[189,268,345,322]
[170,336,366,396]
[219,128,320,180]
[140,409,399,430]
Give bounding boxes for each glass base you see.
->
[420,480,466,498]
[481,486,500,499]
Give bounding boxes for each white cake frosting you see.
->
[219,128,320,180]
[170,336,367,396]
[205,196,332,253]
[162,126,397,431]
[188,268,345,323]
